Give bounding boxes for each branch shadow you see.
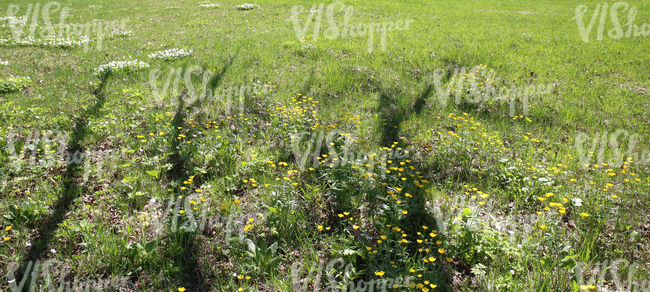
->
[372,82,455,290]
[9,75,112,291]
[158,52,237,291]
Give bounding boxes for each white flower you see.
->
[0,59,7,66]
[148,48,193,61]
[236,3,258,10]
[25,242,32,247]
[106,29,133,38]
[95,60,150,76]
[49,248,57,254]
[0,35,90,49]
[4,16,28,27]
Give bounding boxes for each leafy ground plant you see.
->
[0,76,32,94]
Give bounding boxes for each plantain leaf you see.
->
[146,170,160,178]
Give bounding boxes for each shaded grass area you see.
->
[10,75,112,290]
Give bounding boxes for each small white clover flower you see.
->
[95,60,150,76]
[236,3,258,10]
[106,29,133,38]
[148,48,193,61]
[5,16,28,27]
[1,35,90,49]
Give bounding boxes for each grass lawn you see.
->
[1,0,650,291]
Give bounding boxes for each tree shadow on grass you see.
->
[9,75,112,291]
[165,51,237,182]
[157,53,236,291]
[371,83,455,290]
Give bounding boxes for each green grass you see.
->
[1,0,650,291]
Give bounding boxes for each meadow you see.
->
[1,0,650,291]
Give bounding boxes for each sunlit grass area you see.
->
[1,0,650,291]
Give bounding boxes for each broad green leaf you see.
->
[145,239,158,253]
[540,257,553,268]
[146,170,160,178]
[560,256,577,269]
[266,206,278,214]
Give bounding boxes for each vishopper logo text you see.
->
[140,195,256,245]
[6,259,127,292]
[427,65,555,117]
[571,258,650,291]
[148,65,275,113]
[2,1,130,52]
[575,129,650,169]
[574,2,650,42]
[291,1,414,53]
[291,258,415,291]
[2,129,129,182]
[290,129,412,177]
